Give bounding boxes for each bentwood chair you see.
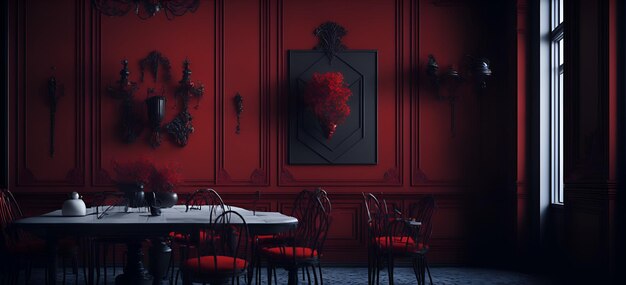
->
[170,188,227,285]
[90,191,128,285]
[375,196,436,285]
[362,192,387,285]
[406,196,436,285]
[260,189,332,285]
[180,210,250,285]
[0,188,80,285]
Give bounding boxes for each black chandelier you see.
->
[92,0,200,20]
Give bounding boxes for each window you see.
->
[550,0,564,205]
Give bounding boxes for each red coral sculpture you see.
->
[303,72,352,139]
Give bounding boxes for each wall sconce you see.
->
[92,0,200,20]
[234,92,244,134]
[425,54,492,137]
[146,90,166,148]
[46,67,63,158]
[165,59,204,147]
[469,56,492,90]
[107,59,141,143]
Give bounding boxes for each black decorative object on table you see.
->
[117,182,147,213]
[139,50,171,83]
[92,0,200,20]
[165,59,204,147]
[145,90,166,148]
[107,59,142,143]
[46,67,63,158]
[234,92,243,134]
[313,21,347,62]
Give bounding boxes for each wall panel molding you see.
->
[15,0,85,187]
[276,0,404,187]
[216,0,270,186]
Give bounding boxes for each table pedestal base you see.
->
[115,241,153,285]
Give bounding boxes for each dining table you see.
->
[13,205,298,285]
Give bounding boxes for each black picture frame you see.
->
[288,50,378,165]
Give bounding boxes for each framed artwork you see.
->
[288,50,377,165]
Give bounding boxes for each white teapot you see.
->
[62,192,87,216]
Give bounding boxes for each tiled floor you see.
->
[23,266,556,285]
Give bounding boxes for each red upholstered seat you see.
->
[169,230,212,242]
[261,246,318,260]
[375,236,428,252]
[183,256,247,275]
[255,234,276,241]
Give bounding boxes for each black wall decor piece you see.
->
[92,0,200,20]
[288,50,377,165]
[234,92,243,134]
[46,68,63,157]
[165,59,204,147]
[139,50,171,83]
[146,91,166,148]
[313,21,347,62]
[107,59,141,143]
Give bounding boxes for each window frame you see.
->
[549,0,564,205]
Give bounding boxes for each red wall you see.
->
[7,0,518,265]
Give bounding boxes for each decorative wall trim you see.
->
[1,0,8,189]
[92,1,217,186]
[410,0,422,186]
[15,0,85,187]
[216,0,270,186]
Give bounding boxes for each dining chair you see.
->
[179,210,250,285]
[362,192,387,285]
[170,188,227,285]
[89,191,129,285]
[374,196,436,285]
[260,188,332,285]
[253,188,314,284]
[0,188,80,285]
[407,196,436,285]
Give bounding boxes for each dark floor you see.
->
[21,266,556,285]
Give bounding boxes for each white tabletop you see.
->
[14,205,298,236]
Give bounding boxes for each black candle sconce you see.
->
[425,54,492,137]
[468,56,492,90]
[234,92,243,134]
[107,59,141,143]
[139,50,171,83]
[165,59,204,147]
[46,67,63,158]
[146,89,166,148]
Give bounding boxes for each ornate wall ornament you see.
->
[234,92,243,134]
[313,21,347,62]
[92,0,200,20]
[46,67,63,157]
[106,59,142,143]
[165,59,204,147]
[139,50,171,83]
[165,109,193,146]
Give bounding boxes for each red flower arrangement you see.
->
[112,158,182,192]
[303,72,352,139]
